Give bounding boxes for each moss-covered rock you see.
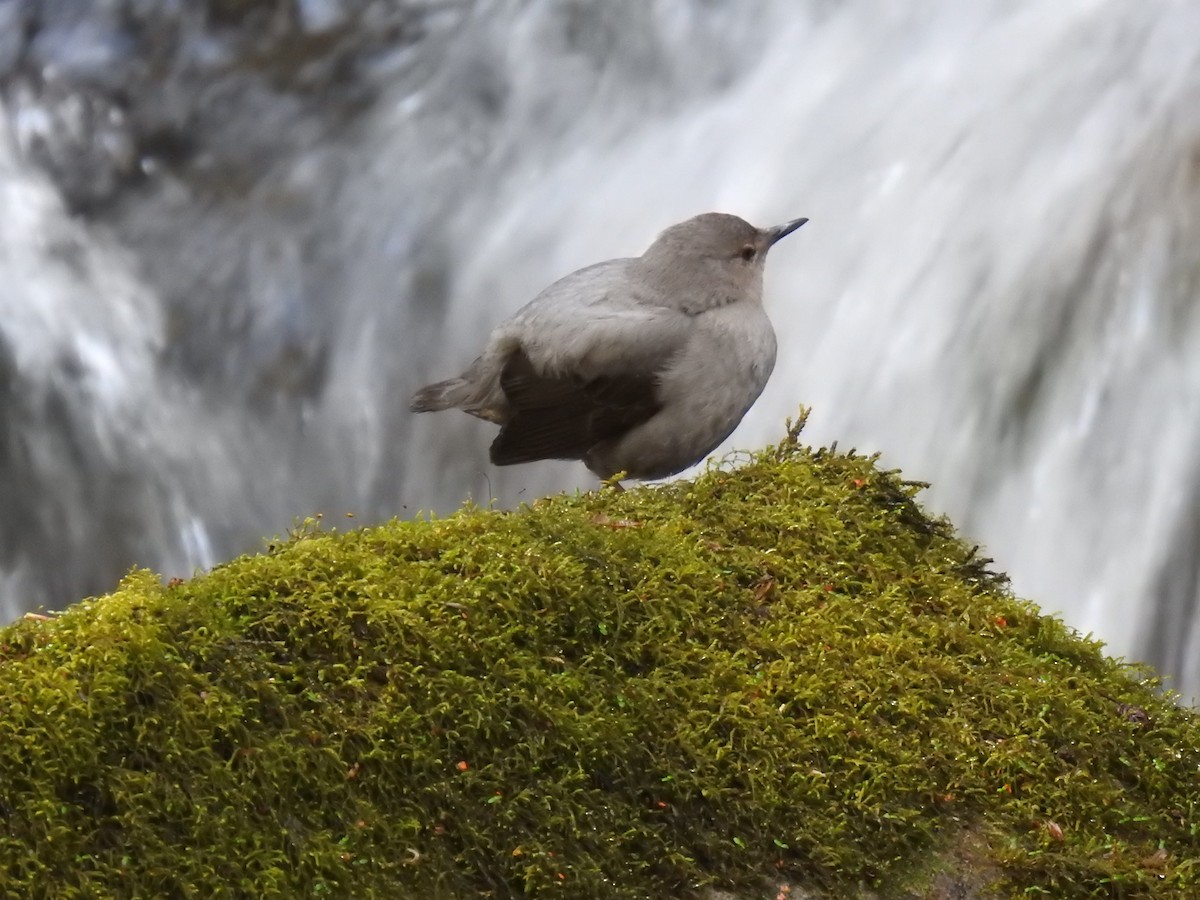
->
[1,413,1197,898]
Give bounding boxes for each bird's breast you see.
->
[685,303,777,389]
[582,302,779,481]
[657,303,776,439]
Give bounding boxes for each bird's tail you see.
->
[410,377,472,413]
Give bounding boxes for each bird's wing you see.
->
[488,262,691,466]
[489,348,665,465]
[502,259,691,380]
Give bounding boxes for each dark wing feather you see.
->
[489,349,662,466]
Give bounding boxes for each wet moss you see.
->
[1,412,1197,898]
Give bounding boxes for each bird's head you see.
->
[638,212,807,307]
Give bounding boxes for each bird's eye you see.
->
[739,245,757,261]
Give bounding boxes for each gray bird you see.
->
[410,211,807,481]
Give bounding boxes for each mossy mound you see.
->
[2,414,1198,898]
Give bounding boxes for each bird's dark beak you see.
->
[767,217,809,245]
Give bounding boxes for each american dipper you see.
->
[410,212,807,481]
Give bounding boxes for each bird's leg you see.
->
[601,471,629,492]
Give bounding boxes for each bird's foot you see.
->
[601,471,629,492]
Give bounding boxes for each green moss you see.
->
[1,412,1197,898]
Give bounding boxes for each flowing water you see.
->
[2,1,1200,697]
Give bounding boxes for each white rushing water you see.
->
[2,0,1200,696]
